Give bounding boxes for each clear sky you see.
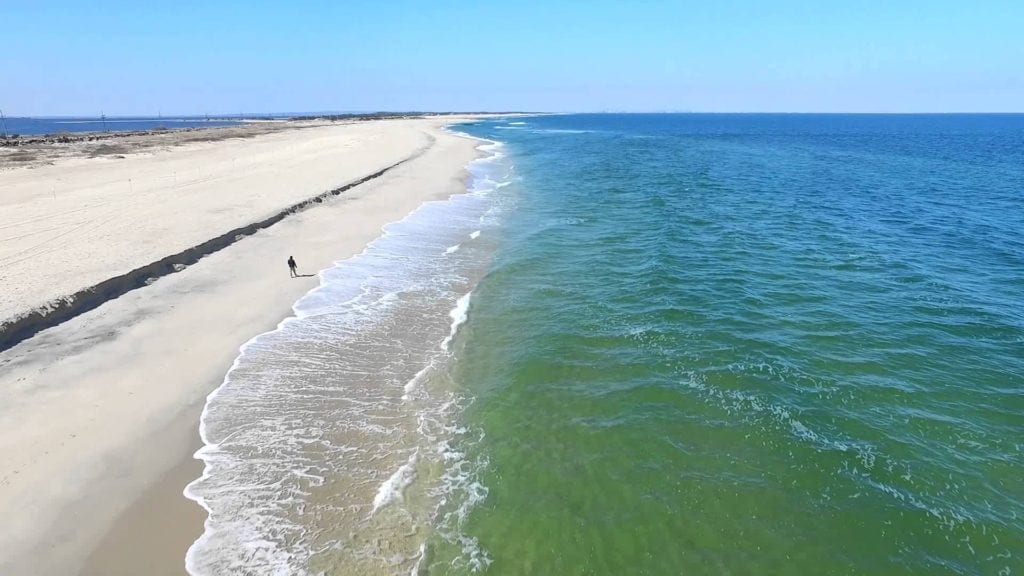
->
[3,0,1022,115]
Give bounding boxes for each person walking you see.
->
[287,255,298,278]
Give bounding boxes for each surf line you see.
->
[0,143,434,352]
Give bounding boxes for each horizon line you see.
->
[6,110,1024,119]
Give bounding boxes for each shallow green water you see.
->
[432,115,1024,575]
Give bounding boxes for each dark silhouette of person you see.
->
[287,256,298,278]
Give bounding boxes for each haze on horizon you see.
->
[3,0,1022,116]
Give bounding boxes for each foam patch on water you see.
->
[441,292,472,350]
[409,543,428,576]
[402,361,434,401]
[373,451,418,513]
[434,427,493,572]
[469,230,481,240]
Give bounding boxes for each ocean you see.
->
[0,116,243,136]
[187,114,1024,575]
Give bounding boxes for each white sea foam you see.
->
[441,291,472,350]
[184,135,512,575]
[402,361,435,401]
[445,244,461,254]
[409,543,427,576]
[435,428,493,571]
[469,230,481,239]
[373,451,419,513]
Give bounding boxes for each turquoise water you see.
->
[433,115,1024,575]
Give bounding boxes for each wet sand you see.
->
[81,436,205,576]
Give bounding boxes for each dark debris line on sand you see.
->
[0,141,434,352]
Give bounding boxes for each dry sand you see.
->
[0,118,436,326]
[0,117,484,575]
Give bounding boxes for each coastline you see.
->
[0,118,435,334]
[0,117,486,575]
[182,136,509,575]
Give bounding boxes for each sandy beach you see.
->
[0,117,483,575]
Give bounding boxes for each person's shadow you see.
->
[294,274,316,278]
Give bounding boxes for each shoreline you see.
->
[183,135,507,575]
[0,117,488,575]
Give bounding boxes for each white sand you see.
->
[0,119,437,325]
[0,117,483,575]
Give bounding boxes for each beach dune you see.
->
[0,117,482,575]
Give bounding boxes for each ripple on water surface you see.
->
[438,114,1024,576]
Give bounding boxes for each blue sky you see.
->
[3,0,1022,115]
